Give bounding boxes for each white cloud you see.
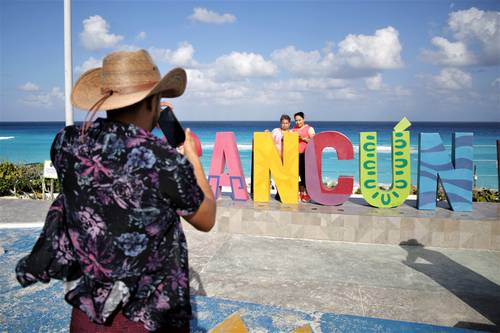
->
[432,68,472,90]
[185,69,218,92]
[189,7,236,24]
[49,87,64,100]
[492,77,500,87]
[180,40,408,107]
[151,44,276,80]
[145,37,406,107]
[422,7,500,66]
[149,42,197,67]
[171,43,196,67]
[18,83,70,108]
[391,86,412,97]
[136,31,147,40]
[22,87,65,108]
[271,26,403,78]
[18,82,39,92]
[271,46,325,76]
[185,68,303,106]
[114,44,141,52]
[421,37,476,66]
[337,26,403,70]
[362,74,411,97]
[75,56,102,75]
[267,78,347,92]
[184,71,249,104]
[80,15,124,50]
[365,73,383,90]
[449,7,499,63]
[214,52,277,79]
[326,87,360,100]
[185,69,249,103]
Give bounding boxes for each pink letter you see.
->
[208,132,248,201]
[305,131,354,205]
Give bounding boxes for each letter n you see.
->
[417,133,473,211]
[253,132,298,204]
[208,132,248,201]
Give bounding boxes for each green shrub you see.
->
[2,161,498,202]
[0,161,59,198]
[473,188,499,202]
[0,161,19,196]
[353,183,498,202]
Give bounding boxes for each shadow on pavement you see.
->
[401,242,500,332]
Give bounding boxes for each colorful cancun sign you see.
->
[202,118,475,212]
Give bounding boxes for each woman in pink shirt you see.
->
[292,112,315,202]
[271,114,291,155]
[271,114,291,201]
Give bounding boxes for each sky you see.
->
[1,0,499,122]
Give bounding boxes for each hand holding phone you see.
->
[158,106,185,147]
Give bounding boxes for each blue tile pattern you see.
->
[0,229,481,332]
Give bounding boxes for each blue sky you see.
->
[1,0,499,122]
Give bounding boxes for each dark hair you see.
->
[294,112,304,119]
[280,114,291,122]
[107,94,156,118]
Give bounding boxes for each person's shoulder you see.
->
[50,125,81,163]
[56,124,78,136]
[53,124,79,146]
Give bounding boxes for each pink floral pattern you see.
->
[16,118,204,331]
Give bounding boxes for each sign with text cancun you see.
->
[205,118,475,212]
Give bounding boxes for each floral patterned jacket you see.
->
[15,118,204,331]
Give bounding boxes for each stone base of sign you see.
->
[0,197,498,251]
[189,196,500,251]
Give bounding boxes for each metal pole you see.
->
[64,0,73,126]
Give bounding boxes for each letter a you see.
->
[208,132,248,201]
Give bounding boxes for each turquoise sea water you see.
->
[1,121,499,189]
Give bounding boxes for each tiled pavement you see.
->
[1,198,499,332]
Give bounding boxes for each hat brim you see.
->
[71,67,187,111]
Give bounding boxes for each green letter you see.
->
[359,118,412,208]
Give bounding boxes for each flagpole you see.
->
[64,0,73,126]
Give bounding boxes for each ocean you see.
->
[1,121,499,189]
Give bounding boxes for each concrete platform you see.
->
[212,196,500,250]
[1,198,499,332]
[2,197,499,250]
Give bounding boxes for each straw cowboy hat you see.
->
[71,49,187,112]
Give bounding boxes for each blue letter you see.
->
[417,133,473,211]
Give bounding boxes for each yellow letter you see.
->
[253,132,298,204]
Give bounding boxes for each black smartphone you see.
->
[158,106,185,147]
